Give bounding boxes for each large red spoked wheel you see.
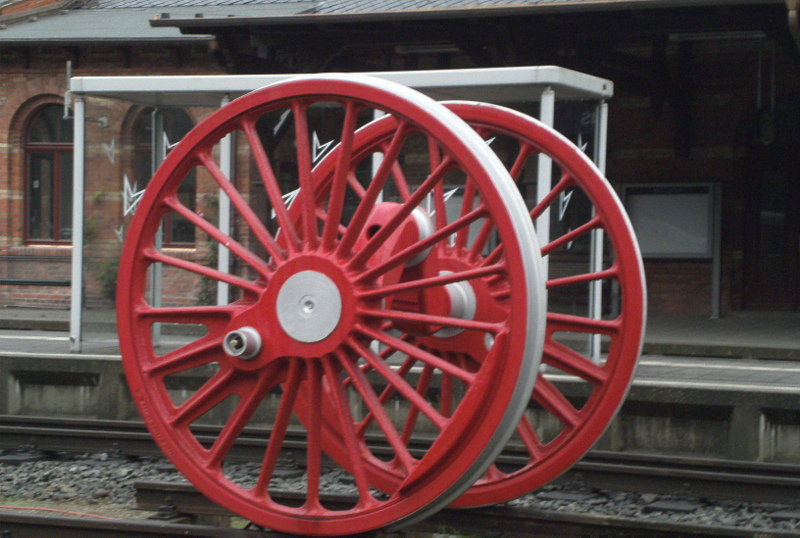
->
[306,101,645,507]
[116,75,545,535]
[443,102,646,506]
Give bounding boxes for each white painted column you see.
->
[218,95,232,305]
[536,87,556,276]
[69,96,85,352]
[589,101,609,361]
[150,109,165,345]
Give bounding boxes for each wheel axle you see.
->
[222,326,261,360]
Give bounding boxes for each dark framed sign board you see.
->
[623,183,716,259]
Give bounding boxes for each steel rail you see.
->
[4,415,800,504]
[0,509,271,537]
[133,481,799,538]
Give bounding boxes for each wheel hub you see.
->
[276,270,343,343]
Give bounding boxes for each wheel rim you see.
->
[441,101,647,506]
[116,75,545,535]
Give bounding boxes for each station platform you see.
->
[3,306,800,360]
[2,306,800,461]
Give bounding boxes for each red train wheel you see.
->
[305,101,645,506]
[441,102,647,507]
[116,75,545,535]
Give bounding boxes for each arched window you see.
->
[131,108,195,245]
[25,104,73,242]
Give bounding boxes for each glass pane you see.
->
[28,105,73,143]
[169,169,196,244]
[28,153,54,239]
[133,108,196,244]
[59,152,73,240]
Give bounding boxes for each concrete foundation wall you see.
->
[3,354,800,463]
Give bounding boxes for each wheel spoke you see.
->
[144,248,262,294]
[162,196,273,278]
[427,137,448,232]
[358,263,505,301]
[529,171,573,222]
[346,335,449,430]
[321,355,379,506]
[399,362,434,444]
[507,142,537,182]
[355,205,489,285]
[547,312,620,338]
[292,101,319,250]
[304,358,323,510]
[360,306,502,335]
[355,323,477,385]
[455,179,478,250]
[255,360,303,496]
[541,215,602,256]
[547,266,619,290]
[336,121,410,259]
[240,117,301,253]
[196,149,287,263]
[170,368,238,427]
[533,375,580,430]
[349,154,455,271]
[209,365,282,467]
[336,349,417,473]
[352,353,416,435]
[543,339,608,385]
[321,101,361,251]
[390,159,412,201]
[134,304,234,323]
[143,337,223,377]
[516,413,545,460]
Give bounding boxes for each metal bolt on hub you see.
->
[223,326,262,360]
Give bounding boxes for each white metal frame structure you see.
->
[68,66,613,351]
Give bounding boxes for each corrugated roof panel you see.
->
[84,0,307,7]
[305,0,720,14]
[0,1,313,41]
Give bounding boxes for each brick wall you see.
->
[606,39,800,315]
[0,42,226,309]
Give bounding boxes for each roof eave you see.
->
[150,0,785,29]
[0,35,213,44]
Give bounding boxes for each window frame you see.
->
[24,104,73,244]
[131,107,196,247]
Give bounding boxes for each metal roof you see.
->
[0,0,313,42]
[310,0,672,15]
[0,0,784,43]
[70,65,613,107]
[144,0,784,28]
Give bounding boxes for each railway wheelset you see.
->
[116,74,646,536]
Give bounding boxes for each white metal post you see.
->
[150,109,165,345]
[589,100,609,361]
[537,87,555,275]
[218,94,232,305]
[69,96,85,352]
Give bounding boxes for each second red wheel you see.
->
[445,101,647,506]
[307,100,646,507]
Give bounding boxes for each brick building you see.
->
[0,0,231,307]
[1,0,799,317]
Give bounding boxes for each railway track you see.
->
[2,486,796,538]
[3,415,800,536]
[3,415,800,505]
[0,509,268,537]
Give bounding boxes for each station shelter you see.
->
[67,66,613,351]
